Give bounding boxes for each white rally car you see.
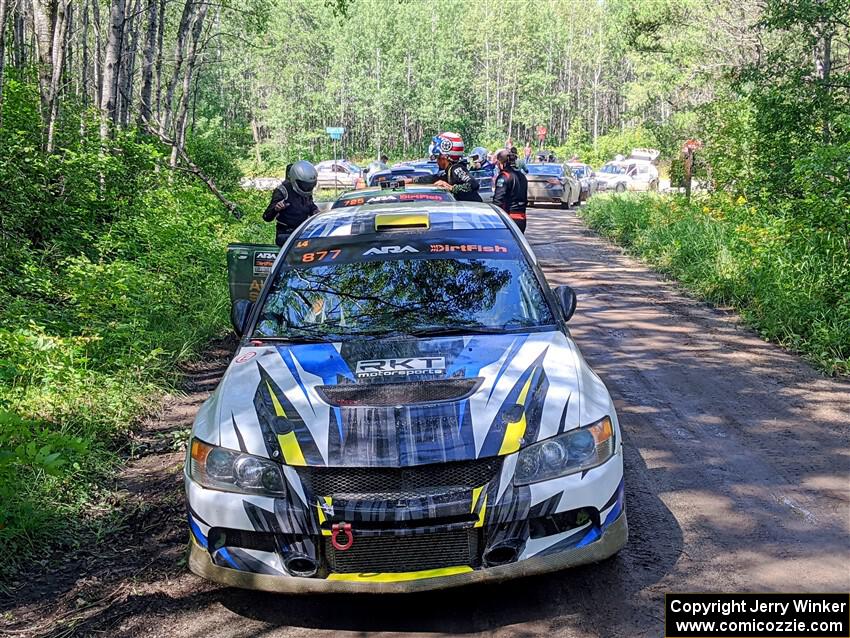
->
[185,203,627,592]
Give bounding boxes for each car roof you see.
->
[298,202,508,239]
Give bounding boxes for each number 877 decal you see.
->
[301,249,341,263]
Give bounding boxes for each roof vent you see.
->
[374,212,430,231]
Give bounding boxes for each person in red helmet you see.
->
[412,132,482,202]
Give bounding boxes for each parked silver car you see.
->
[315,160,363,190]
[595,160,659,192]
[525,163,581,208]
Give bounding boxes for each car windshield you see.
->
[601,164,625,174]
[526,164,563,176]
[253,232,556,340]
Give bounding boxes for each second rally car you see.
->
[186,202,627,592]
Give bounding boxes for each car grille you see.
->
[325,529,480,573]
[298,457,502,500]
[316,378,482,407]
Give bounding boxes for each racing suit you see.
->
[263,180,319,246]
[414,161,482,202]
[493,166,528,232]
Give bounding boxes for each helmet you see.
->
[470,146,488,163]
[429,132,465,161]
[289,160,317,196]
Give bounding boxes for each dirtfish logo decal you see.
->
[355,357,446,378]
[362,245,419,256]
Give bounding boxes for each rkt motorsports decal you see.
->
[355,357,446,378]
[253,251,277,276]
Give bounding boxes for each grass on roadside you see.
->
[579,193,850,375]
[0,181,272,579]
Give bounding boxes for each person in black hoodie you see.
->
[492,148,529,232]
[263,160,320,246]
[412,132,482,202]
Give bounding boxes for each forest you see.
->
[0,0,848,575]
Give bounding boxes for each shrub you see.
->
[580,194,850,375]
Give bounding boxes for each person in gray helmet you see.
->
[263,160,320,246]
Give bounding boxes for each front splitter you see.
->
[188,512,627,594]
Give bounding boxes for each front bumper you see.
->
[188,510,627,593]
[185,449,626,592]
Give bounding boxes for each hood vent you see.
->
[316,377,483,407]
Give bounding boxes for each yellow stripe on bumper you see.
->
[326,565,473,583]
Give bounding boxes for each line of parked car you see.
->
[309,148,660,208]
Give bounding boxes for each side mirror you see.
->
[231,299,253,336]
[553,285,577,322]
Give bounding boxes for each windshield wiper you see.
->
[405,325,510,338]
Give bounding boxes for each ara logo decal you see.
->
[362,245,419,256]
[355,357,445,378]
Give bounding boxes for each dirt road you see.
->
[3,206,848,637]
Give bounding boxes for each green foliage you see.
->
[581,195,850,375]
[185,117,243,189]
[0,85,268,576]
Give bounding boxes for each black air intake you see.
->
[317,378,482,407]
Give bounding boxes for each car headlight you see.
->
[514,416,615,486]
[189,438,287,496]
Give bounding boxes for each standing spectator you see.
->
[263,160,319,246]
[523,143,532,165]
[492,148,528,233]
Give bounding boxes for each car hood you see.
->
[195,332,594,468]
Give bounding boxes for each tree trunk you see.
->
[81,1,90,108]
[12,3,26,68]
[31,0,54,120]
[0,0,9,128]
[119,0,140,126]
[250,115,262,164]
[46,0,72,151]
[153,0,164,119]
[92,0,102,109]
[819,31,832,143]
[100,0,126,140]
[169,0,207,167]
[160,0,195,135]
[137,0,156,126]
[31,0,71,151]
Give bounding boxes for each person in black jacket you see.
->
[263,160,319,246]
[492,148,528,232]
[412,132,482,202]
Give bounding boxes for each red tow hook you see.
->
[331,522,354,551]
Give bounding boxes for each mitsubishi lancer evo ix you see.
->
[185,202,627,593]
